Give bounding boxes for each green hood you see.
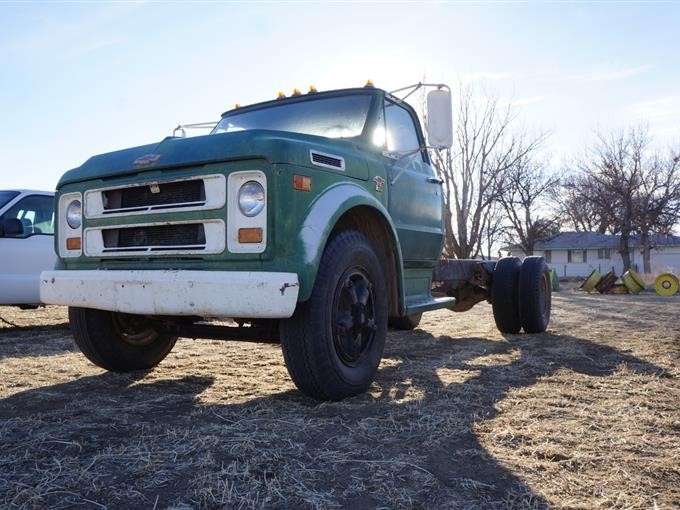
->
[57,129,371,188]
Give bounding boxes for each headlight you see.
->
[238,181,265,217]
[66,199,82,229]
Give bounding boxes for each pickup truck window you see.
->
[1,194,54,237]
[212,94,373,139]
[385,100,426,163]
[0,191,19,209]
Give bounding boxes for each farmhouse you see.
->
[505,232,680,277]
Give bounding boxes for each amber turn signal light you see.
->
[293,174,312,192]
[66,237,81,250]
[238,228,263,244]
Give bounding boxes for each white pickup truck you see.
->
[0,190,56,307]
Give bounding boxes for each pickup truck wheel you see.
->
[280,230,387,401]
[68,307,178,372]
[519,256,551,333]
[491,257,521,334]
[388,313,422,330]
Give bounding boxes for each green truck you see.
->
[41,83,551,400]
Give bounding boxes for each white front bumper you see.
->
[40,270,300,318]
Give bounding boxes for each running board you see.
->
[405,296,456,315]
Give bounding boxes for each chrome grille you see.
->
[102,224,206,252]
[84,174,226,218]
[109,180,205,211]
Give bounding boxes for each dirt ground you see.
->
[0,290,678,509]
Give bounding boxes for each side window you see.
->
[1,195,54,237]
[384,101,422,156]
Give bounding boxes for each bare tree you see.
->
[495,153,561,255]
[577,128,647,271]
[430,84,542,259]
[567,127,680,272]
[555,173,617,234]
[479,200,506,259]
[635,149,680,272]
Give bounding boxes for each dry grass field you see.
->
[0,290,678,509]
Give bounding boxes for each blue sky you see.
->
[1,1,679,190]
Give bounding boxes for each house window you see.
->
[597,248,611,260]
[568,250,587,263]
[544,250,552,263]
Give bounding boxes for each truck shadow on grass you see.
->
[0,324,74,360]
[0,331,668,509]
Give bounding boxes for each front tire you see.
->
[280,230,388,401]
[69,307,178,372]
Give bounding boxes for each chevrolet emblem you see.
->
[133,154,161,167]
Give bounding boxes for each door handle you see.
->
[426,177,443,184]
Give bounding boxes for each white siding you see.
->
[508,245,680,277]
[543,249,623,278]
[649,247,680,274]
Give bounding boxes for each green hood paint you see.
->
[57,130,370,188]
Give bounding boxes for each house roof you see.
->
[629,234,680,247]
[505,232,680,252]
[534,232,619,250]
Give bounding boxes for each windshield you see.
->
[0,191,19,210]
[212,94,374,139]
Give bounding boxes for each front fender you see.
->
[294,182,403,302]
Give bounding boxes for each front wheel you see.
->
[68,307,178,372]
[280,230,388,401]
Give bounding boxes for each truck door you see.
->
[0,194,56,305]
[382,99,444,266]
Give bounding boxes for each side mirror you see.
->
[426,89,453,149]
[1,218,24,237]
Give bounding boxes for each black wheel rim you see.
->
[112,313,159,346]
[332,267,377,366]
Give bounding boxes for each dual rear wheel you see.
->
[492,256,551,334]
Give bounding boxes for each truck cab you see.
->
[41,83,551,400]
[0,189,56,307]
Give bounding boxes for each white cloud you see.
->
[576,64,652,82]
[462,71,519,83]
[535,64,653,84]
[628,95,680,139]
[515,94,552,107]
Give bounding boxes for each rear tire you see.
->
[389,313,422,331]
[69,307,178,372]
[491,257,521,334]
[280,230,388,401]
[519,256,551,333]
